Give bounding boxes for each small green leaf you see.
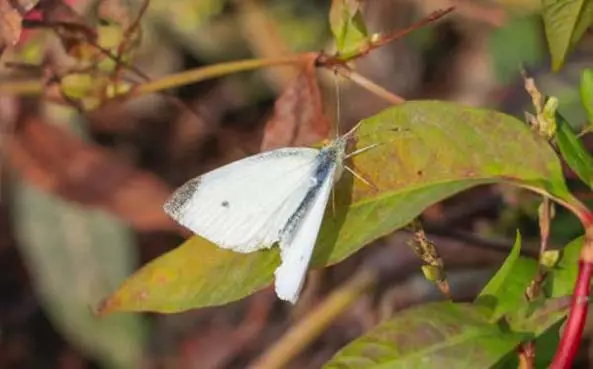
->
[102,101,576,313]
[476,231,538,321]
[500,236,584,368]
[329,0,369,59]
[542,0,593,71]
[540,249,561,268]
[421,265,444,282]
[324,302,527,369]
[540,96,559,138]
[555,113,593,188]
[545,236,583,297]
[580,68,593,123]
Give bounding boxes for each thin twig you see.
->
[325,6,454,64]
[137,55,310,96]
[0,55,310,98]
[113,0,150,83]
[331,64,405,105]
[354,6,454,59]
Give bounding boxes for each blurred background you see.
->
[1,0,593,368]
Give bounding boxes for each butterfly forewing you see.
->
[164,148,320,253]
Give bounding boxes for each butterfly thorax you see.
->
[318,136,348,183]
[279,138,346,244]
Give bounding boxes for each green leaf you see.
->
[545,236,583,297]
[511,296,572,334]
[580,68,593,123]
[476,231,538,321]
[101,101,576,313]
[329,0,369,59]
[542,0,593,71]
[534,321,564,368]
[503,237,582,368]
[555,113,593,188]
[11,115,146,368]
[324,302,527,369]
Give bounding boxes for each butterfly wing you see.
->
[274,158,337,303]
[164,148,319,253]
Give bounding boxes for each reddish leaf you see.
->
[5,118,182,233]
[260,55,331,150]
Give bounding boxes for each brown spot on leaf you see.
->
[137,290,149,301]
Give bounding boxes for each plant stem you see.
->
[520,197,553,368]
[340,6,455,63]
[550,225,593,368]
[0,55,310,98]
[136,56,308,96]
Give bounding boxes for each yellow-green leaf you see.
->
[542,0,593,71]
[101,101,575,313]
[329,0,369,59]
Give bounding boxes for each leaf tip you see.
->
[95,293,122,317]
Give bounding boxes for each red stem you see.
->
[550,258,593,368]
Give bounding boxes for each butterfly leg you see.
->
[345,165,378,190]
[345,143,381,159]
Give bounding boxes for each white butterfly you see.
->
[163,121,376,303]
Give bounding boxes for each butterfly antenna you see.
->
[330,70,343,215]
[334,70,341,140]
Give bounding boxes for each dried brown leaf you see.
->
[260,55,331,150]
[0,0,38,56]
[5,118,181,233]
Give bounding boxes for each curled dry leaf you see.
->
[0,0,38,56]
[5,118,181,233]
[260,55,331,150]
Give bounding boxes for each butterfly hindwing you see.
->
[274,157,337,303]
